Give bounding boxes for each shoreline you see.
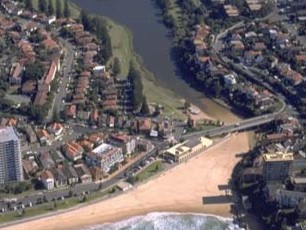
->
[2,132,253,230]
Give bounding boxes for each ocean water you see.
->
[84,212,243,230]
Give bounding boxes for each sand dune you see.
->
[4,132,250,230]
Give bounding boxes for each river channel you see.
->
[71,0,240,122]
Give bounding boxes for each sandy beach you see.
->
[3,132,255,230]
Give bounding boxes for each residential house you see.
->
[22,159,38,178]
[41,170,54,190]
[89,167,103,182]
[78,139,94,151]
[21,80,36,95]
[91,109,99,122]
[66,105,77,118]
[51,168,67,188]
[9,62,23,85]
[93,65,106,77]
[48,123,64,137]
[74,164,92,183]
[62,164,78,184]
[88,133,105,145]
[223,74,237,86]
[39,152,55,169]
[224,5,239,17]
[44,58,60,86]
[138,119,152,134]
[64,141,84,162]
[109,134,136,155]
[6,118,17,127]
[33,83,49,106]
[246,0,262,11]
[50,150,65,164]
[24,125,37,143]
[108,116,115,128]
[36,129,51,145]
[77,111,91,121]
[85,143,124,173]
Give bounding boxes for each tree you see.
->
[80,9,90,31]
[128,63,144,110]
[53,108,60,122]
[55,0,62,18]
[63,0,70,18]
[47,0,54,16]
[38,0,47,13]
[25,0,33,11]
[24,61,45,81]
[112,57,121,76]
[140,96,150,115]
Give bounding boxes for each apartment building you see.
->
[0,127,23,184]
[108,134,136,156]
[85,143,123,173]
[263,152,293,181]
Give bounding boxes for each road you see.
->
[46,37,75,121]
[0,141,167,212]
[184,110,283,139]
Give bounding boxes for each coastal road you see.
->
[0,141,167,213]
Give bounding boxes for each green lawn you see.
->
[0,186,119,224]
[136,161,164,182]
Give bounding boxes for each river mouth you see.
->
[71,0,241,122]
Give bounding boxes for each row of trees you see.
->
[80,10,112,64]
[127,63,145,111]
[24,0,70,18]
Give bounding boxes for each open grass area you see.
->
[136,161,164,182]
[0,186,118,224]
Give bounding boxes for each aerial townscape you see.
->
[0,0,306,229]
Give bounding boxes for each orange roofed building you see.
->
[64,141,84,162]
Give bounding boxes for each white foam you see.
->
[82,212,244,230]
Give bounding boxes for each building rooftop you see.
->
[263,152,294,162]
[0,126,19,143]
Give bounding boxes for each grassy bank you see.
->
[32,0,80,18]
[104,18,185,119]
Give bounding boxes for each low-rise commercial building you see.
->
[165,137,213,162]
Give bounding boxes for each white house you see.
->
[93,65,106,77]
[41,170,54,190]
[47,16,56,25]
[223,74,237,85]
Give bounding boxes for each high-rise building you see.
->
[263,152,293,182]
[0,127,23,184]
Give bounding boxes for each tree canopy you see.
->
[24,61,45,81]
